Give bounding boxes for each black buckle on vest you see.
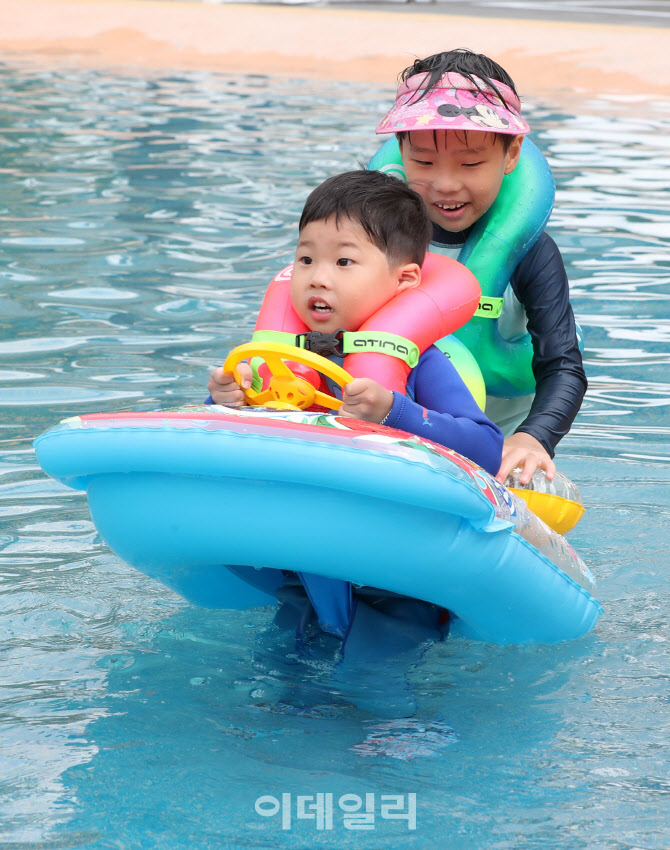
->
[296,329,345,358]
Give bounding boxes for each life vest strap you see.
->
[251,329,420,368]
[474,296,504,319]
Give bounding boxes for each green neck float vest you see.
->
[367,136,556,398]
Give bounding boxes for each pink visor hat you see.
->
[376,72,530,136]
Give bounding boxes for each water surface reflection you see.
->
[0,66,669,849]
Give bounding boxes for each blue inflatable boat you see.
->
[34,403,602,645]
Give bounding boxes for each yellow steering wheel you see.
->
[223,342,352,411]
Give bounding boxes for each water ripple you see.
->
[1,65,670,849]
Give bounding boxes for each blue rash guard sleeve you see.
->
[384,345,504,476]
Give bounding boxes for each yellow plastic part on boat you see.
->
[509,488,585,535]
[223,342,352,411]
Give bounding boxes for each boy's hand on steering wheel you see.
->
[496,431,556,485]
[340,378,394,423]
[207,362,253,407]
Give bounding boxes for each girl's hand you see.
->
[340,378,393,423]
[496,431,556,485]
[207,362,253,406]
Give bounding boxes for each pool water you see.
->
[1,66,669,848]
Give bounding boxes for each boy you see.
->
[208,169,503,476]
[377,49,587,484]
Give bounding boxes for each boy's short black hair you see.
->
[398,48,520,152]
[299,170,432,267]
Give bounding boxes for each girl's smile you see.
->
[400,129,522,233]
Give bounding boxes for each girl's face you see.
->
[400,130,523,233]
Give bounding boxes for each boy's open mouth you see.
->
[308,298,334,314]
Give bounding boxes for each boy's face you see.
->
[290,217,419,334]
[400,130,523,233]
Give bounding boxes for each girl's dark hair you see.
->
[299,170,431,267]
[398,48,520,151]
[400,48,519,103]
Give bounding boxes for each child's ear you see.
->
[397,262,421,292]
[504,135,524,175]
